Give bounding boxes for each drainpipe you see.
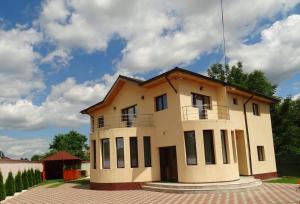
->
[243,94,254,176]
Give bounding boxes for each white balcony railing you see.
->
[182,105,230,121]
[98,114,153,129]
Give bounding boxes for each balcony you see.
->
[182,105,230,121]
[98,114,154,129]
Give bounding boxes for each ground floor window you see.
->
[221,130,229,164]
[184,131,197,165]
[203,130,215,164]
[143,136,151,167]
[257,146,265,161]
[92,140,96,169]
[116,137,125,168]
[130,137,139,168]
[101,138,110,169]
[231,131,237,163]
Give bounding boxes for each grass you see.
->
[40,177,90,188]
[266,176,300,184]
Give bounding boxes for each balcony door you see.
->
[121,105,137,127]
[192,93,210,119]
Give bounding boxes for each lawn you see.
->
[40,177,90,188]
[266,176,300,184]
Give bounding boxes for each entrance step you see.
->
[142,177,262,194]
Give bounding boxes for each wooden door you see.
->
[159,146,178,182]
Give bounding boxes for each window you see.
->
[252,103,260,116]
[192,93,211,109]
[92,140,96,169]
[231,131,237,163]
[233,98,238,105]
[203,130,215,164]
[155,94,168,111]
[91,116,95,132]
[257,146,265,161]
[143,136,151,167]
[121,105,137,127]
[98,116,104,128]
[184,131,197,165]
[221,130,229,164]
[130,137,138,168]
[116,137,125,168]
[101,139,110,169]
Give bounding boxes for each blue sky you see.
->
[0,0,299,159]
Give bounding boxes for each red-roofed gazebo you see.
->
[42,151,81,181]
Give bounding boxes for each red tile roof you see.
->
[43,151,81,161]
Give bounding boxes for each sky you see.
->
[0,0,299,159]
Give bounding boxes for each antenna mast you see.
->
[220,0,227,68]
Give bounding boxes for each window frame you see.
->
[252,103,260,116]
[130,137,139,168]
[257,146,265,161]
[155,94,168,111]
[143,136,152,167]
[184,131,198,165]
[203,130,216,165]
[116,137,125,168]
[101,138,110,169]
[98,116,104,128]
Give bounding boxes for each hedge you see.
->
[5,172,15,196]
[15,171,23,192]
[22,170,29,190]
[0,171,6,201]
[30,169,36,185]
[27,170,33,187]
[35,170,42,184]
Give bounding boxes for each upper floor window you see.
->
[91,116,95,132]
[98,116,104,128]
[257,146,265,161]
[252,103,260,116]
[121,105,137,127]
[192,93,211,109]
[233,98,238,105]
[155,94,168,111]
[184,131,197,165]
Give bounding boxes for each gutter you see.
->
[243,94,254,176]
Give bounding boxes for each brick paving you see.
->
[2,182,300,204]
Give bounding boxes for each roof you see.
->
[43,151,81,161]
[81,67,279,114]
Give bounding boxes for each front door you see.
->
[159,146,178,182]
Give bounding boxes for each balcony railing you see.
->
[182,105,230,121]
[98,114,154,129]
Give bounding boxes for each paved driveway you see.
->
[3,182,300,204]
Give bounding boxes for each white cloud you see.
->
[229,14,300,83]
[0,77,109,130]
[38,0,300,74]
[293,93,300,100]
[0,135,49,159]
[41,48,71,69]
[0,26,44,101]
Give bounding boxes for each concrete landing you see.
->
[142,177,262,194]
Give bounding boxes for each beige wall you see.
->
[88,77,277,184]
[0,161,43,181]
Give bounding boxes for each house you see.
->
[81,67,278,190]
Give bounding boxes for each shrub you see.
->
[30,169,36,185]
[0,171,6,201]
[15,171,23,192]
[5,172,15,196]
[21,171,28,190]
[27,170,33,187]
[35,170,42,184]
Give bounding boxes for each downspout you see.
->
[243,94,254,175]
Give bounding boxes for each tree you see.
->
[31,155,42,161]
[15,171,23,193]
[49,131,88,160]
[0,171,6,201]
[207,62,276,97]
[30,169,36,186]
[5,172,15,196]
[21,171,28,190]
[35,170,42,184]
[27,170,33,188]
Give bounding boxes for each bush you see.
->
[30,169,36,185]
[5,172,15,196]
[35,170,42,184]
[0,171,6,201]
[15,171,23,192]
[27,170,33,187]
[21,171,28,190]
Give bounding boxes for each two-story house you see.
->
[81,67,278,190]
